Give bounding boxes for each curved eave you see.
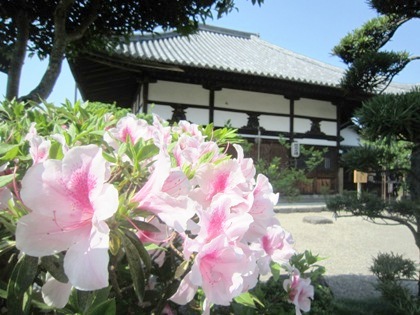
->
[70,52,357,107]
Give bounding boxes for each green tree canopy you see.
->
[332,0,420,93]
[0,0,263,103]
[328,2,420,277]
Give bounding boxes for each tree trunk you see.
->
[18,44,66,103]
[408,143,420,201]
[407,143,420,296]
[6,10,30,100]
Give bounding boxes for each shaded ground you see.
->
[275,211,418,299]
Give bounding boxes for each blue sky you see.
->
[1,0,419,104]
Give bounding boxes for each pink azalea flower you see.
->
[190,159,247,207]
[172,133,221,170]
[137,216,172,267]
[172,120,204,138]
[0,187,12,210]
[283,270,314,315]
[25,123,51,164]
[51,133,69,154]
[181,194,253,261]
[16,145,118,292]
[251,220,295,275]
[244,174,279,242]
[132,152,196,232]
[195,195,253,244]
[151,114,172,150]
[171,235,254,306]
[41,274,73,308]
[233,144,256,188]
[104,114,153,149]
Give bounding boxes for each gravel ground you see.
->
[275,211,419,300]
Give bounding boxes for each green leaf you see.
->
[88,130,105,137]
[102,151,116,164]
[0,143,19,156]
[109,231,121,256]
[0,174,14,188]
[124,220,160,233]
[7,254,39,315]
[118,142,127,157]
[174,260,189,279]
[124,229,152,273]
[1,145,20,161]
[136,143,159,162]
[121,231,146,302]
[49,141,64,160]
[86,298,116,315]
[270,262,282,281]
[41,254,68,283]
[234,291,264,309]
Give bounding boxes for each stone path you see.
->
[275,211,418,299]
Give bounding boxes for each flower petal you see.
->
[42,274,72,308]
[16,212,85,256]
[64,221,110,290]
[170,272,198,305]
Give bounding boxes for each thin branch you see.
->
[335,211,417,236]
[376,16,410,49]
[369,213,417,237]
[67,0,102,42]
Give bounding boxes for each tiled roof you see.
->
[112,24,415,94]
[115,25,345,88]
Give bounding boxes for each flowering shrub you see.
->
[0,100,323,314]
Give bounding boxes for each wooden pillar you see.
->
[142,81,149,115]
[285,95,299,142]
[203,84,221,124]
[209,89,215,124]
[334,100,343,194]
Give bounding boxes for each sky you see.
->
[1,0,419,104]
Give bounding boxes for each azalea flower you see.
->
[104,114,152,147]
[244,174,279,242]
[41,274,73,309]
[283,269,314,315]
[0,187,12,210]
[172,133,221,170]
[16,145,118,295]
[190,159,247,207]
[25,123,51,164]
[251,220,295,275]
[132,152,196,232]
[171,235,254,306]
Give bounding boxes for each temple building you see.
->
[69,25,412,194]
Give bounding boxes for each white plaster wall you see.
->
[340,126,360,147]
[148,80,209,106]
[148,104,173,121]
[292,139,337,147]
[214,110,248,128]
[321,121,337,136]
[185,107,209,125]
[295,98,336,119]
[294,118,312,133]
[259,115,289,132]
[215,88,289,114]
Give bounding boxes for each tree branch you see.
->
[18,0,75,102]
[6,6,30,100]
[340,211,418,242]
[376,17,410,49]
[18,0,104,102]
[67,0,102,42]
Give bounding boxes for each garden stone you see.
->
[303,215,333,224]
